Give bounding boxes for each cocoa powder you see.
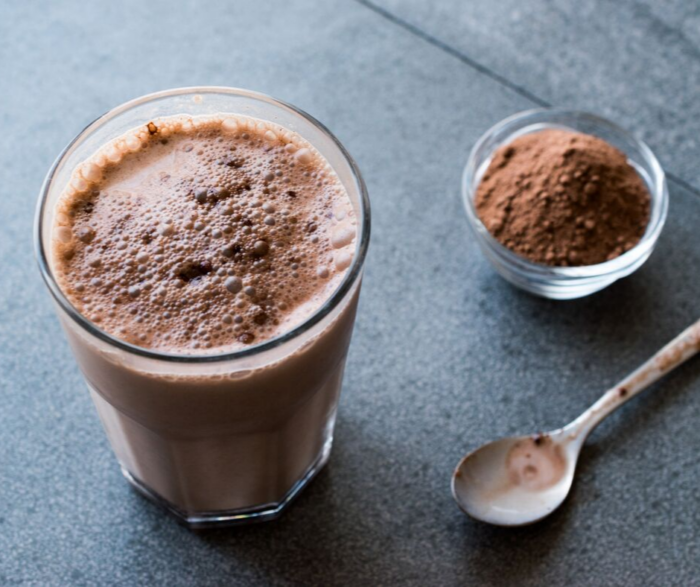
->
[475,129,651,266]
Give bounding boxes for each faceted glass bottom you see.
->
[121,433,333,529]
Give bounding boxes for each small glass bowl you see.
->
[462,109,668,300]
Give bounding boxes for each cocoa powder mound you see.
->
[475,129,651,266]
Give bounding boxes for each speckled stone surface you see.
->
[370,0,700,192]
[1,1,699,585]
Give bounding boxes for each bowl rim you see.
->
[461,107,668,279]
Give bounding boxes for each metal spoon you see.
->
[452,318,700,527]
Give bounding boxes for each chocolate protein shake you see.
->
[36,89,370,527]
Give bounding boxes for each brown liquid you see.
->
[505,435,566,491]
[53,114,356,352]
[50,114,362,517]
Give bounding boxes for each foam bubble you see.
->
[331,223,355,249]
[221,118,238,132]
[71,175,88,192]
[334,250,353,271]
[56,226,72,243]
[83,163,102,183]
[225,277,243,294]
[294,149,312,165]
[125,135,141,152]
[158,224,175,237]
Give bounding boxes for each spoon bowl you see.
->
[451,432,577,526]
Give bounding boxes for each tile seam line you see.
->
[354,0,700,199]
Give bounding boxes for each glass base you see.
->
[121,434,333,529]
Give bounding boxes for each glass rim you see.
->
[34,86,371,364]
[461,107,668,278]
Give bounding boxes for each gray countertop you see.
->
[1,1,699,585]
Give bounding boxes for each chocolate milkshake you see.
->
[36,89,370,526]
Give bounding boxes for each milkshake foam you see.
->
[53,114,356,353]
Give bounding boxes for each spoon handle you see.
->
[564,318,700,442]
